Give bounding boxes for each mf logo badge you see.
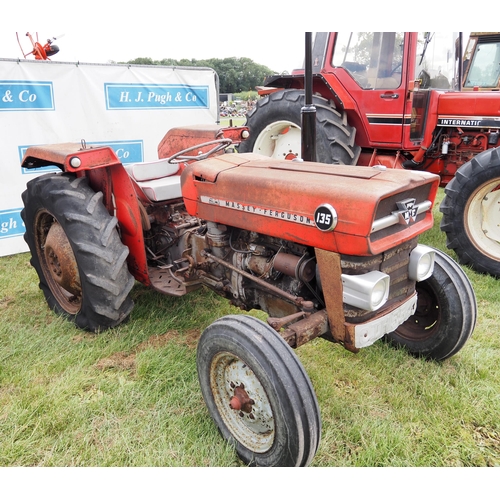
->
[395,198,418,225]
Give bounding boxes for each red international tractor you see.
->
[239,32,500,277]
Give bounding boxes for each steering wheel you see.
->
[417,70,431,89]
[167,138,233,164]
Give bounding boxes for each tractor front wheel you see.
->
[21,173,135,331]
[386,249,476,360]
[197,314,321,466]
[238,89,361,165]
[440,147,500,277]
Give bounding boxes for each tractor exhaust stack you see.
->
[301,32,316,162]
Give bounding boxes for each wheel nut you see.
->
[230,396,241,410]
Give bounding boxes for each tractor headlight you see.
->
[342,271,390,311]
[409,245,435,281]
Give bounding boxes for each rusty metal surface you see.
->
[273,252,302,278]
[148,265,202,296]
[22,142,84,169]
[44,222,81,296]
[22,143,121,172]
[210,350,275,453]
[182,153,439,256]
[202,250,307,308]
[315,248,353,348]
[267,311,307,331]
[158,125,249,159]
[280,310,330,348]
[229,385,255,413]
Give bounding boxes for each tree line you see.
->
[123,57,276,94]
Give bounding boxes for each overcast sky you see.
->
[4,28,306,75]
[1,2,311,74]
[0,3,487,74]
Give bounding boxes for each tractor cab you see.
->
[316,32,460,150]
[462,32,500,90]
[262,32,461,152]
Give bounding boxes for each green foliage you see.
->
[233,90,259,101]
[124,56,275,94]
[335,32,405,70]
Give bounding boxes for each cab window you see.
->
[332,32,404,89]
[464,40,500,88]
[415,32,458,89]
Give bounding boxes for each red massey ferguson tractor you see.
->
[239,32,500,277]
[20,123,476,466]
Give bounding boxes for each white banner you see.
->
[0,58,219,256]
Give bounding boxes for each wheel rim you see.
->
[465,178,500,260]
[253,120,301,159]
[210,351,275,453]
[393,283,440,342]
[34,210,82,315]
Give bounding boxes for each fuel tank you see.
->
[181,153,439,256]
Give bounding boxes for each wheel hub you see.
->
[229,384,255,414]
[44,222,81,296]
[211,352,275,453]
[254,120,301,159]
[466,180,500,259]
[480,188,500,244]
[395,285,439,341]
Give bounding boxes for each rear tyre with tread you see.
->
[21,173,135,331]
[386,249,476,361]
[197,314,321,467]
[440,147,500,277]
[239,89,361,165]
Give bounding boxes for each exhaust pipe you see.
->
[301,32,316,162]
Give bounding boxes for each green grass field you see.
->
[219,116,246,127]
[1,190,500,467]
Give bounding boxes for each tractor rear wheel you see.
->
[386,249,476,360]
[197,314,321,466]
[21,173,135,331]
[440,147,500,277]
[238,89,361,165]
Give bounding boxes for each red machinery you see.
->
[239,32,500,277]
[15,26,477,469]
[20,122,475,466]
[16,32,61,60]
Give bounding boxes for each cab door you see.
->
[331,32,408,147]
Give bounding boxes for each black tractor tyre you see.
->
[21,173,135,332]
[239,89,361,165]
[386,249,476,361]
[197,314,321,467]
[440,147,500,277]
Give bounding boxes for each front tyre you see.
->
[440,147,500,277]
[239,89,361,165]
[386,249,476,361]
[197,315,321,466]
[21,173,135,331]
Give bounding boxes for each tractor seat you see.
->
[125,158,182,202]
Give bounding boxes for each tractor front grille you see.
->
[370,183,433,243]
[341,237,418,323]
